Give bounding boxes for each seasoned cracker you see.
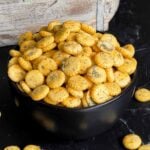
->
[30,85,49,101]
[25,70,44,88]
[87,65,106,84]
[8,64,26,82]
[46,70,65,88]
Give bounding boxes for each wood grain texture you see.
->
[0,0,119,46]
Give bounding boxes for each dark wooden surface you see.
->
[0,0,150,149]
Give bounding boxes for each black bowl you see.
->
[9,71,137,139]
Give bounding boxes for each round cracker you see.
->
[8,64,26,82]
[18,57,32,71]
[91,84,110,104]
[47,87,69,103]
[62,41,83,55]
[19,81,31,94]
[114,71,131,88]
[4,145,20,150]
[38,58,57,76]
[76,33,95,47]
[23,48,42,61]
[122,134,142,150]
[78,55,92,74]
[9,49,21,57]
[135,88,150,102]
[30,85,49,101]
[68,75,90,91]
[23,145,41,150]
[46,70,65,88]
[87,65,106,84]
[95,52,114,68]
[61,56,80,76]
[118,58,137,75]
[25,70,44,89]
[62,96,81,108]
[105,82,121,96]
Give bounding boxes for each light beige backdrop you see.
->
[0,0,119,46]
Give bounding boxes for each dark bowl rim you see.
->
[10,70,137,112]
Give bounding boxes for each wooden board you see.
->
[0,0,119,46]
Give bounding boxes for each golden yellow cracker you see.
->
[66,32,77,41]
[8,64,26,82]
[38,57,57,75]
[23,145,41,150]
[86,65,106,84]
[79,47,93,57]
[43,50,57,58]
[68,75,90,91]
[138,144,150,150]
[82,95,88,108]
[62,96,81,108]
[25,70,44,89]
[90,84,110,104]
[111,50,124,67]
[52,51,70,66]
[95,52,114,68]
[81,23,96,35]
[67,86,84,98]
[123,44,135,57]
[23,48,42,61]
[44,96,59,105]
[18,57,32,71]
[114,71,131,88]
[36,36,54,49]
[61,56,80,76]
[118,58,137,75]
[105,68,115,83]
[122,134,142,150]
[78,55,92,74]
[63,20,81,32]
[9,49,21,57]
[85,91,96,106]
[4,145,21,150]
[47,20,61,31]
[19,81,31,94]
[33,33,42,41]
[30,85,49,101]
[39,31,53,37]
[117,44,135,58]
[46,70,65,88]
[48,87,69,103]
[76,33,95,47]
[42,43,57,52]
[93,33,103,39]
[135,88,150,102]
[84,76,93,89]
[53,24,62,32]
[8,57,18,67]
[20,40,36,52]
[18,31,33,45]
[62,41,83,55]
[100,33,120,48]
[92,44,100,52]
[57,42,64,50]
[55,28,70,43]
[105,82,121,96]
[32,55,47,69]
[97,41,114,53]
